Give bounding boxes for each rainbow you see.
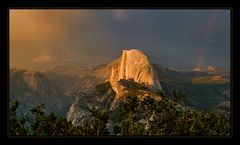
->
[195,12,216,68]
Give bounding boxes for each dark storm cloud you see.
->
[10,9,230,70]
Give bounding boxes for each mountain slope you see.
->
[67,49,164,125]
[43,59,120,100]
[10,68,70,116]
[10,49,230,125]
[66,82,116,126]
[153,64,230,110]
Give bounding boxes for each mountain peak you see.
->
[109,49,162,109]
[118,49,161,89]
[122,48,145,55]
[110,49,161,91]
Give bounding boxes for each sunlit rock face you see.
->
[109,49,162,109]
[120,49,161,89]
[110,49,162,92]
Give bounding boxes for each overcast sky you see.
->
[10,9,230,71]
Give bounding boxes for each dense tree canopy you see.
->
[9,89,230,136]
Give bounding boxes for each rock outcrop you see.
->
[109,49,162,109]
[110,49,162,93]
[120,49,161,89]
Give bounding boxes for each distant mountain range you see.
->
[10,49,230,126]
[153,64,230,111]
[10,68,69,117]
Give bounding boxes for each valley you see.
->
[9,49,230,136]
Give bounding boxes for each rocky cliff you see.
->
[109,49,162,109]
[110,49,161,93]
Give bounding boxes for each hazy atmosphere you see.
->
[10,9,230,71]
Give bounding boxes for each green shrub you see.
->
[9,89,230,136]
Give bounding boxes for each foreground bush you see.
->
[9,94,230,136]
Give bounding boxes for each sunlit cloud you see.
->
[192,67,202,72]
[207,66,216,72]
[32,54,53,62]
[10,10,90,70]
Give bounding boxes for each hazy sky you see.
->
[10,9,230,71]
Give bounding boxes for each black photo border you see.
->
[0,0,239,145]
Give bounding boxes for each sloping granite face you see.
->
[111,49,162,92]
